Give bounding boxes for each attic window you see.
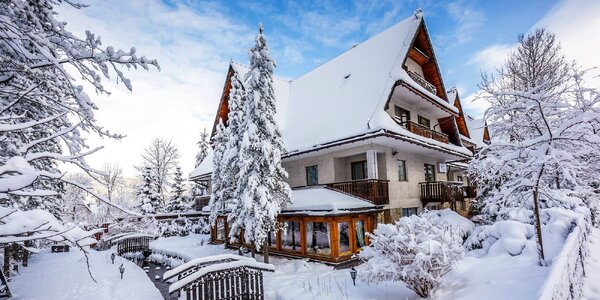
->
[344,74,351,79]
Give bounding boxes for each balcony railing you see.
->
[396,120,450,144]
[327,179,389,205]
[419,181,464,207]
[407,70,437,94]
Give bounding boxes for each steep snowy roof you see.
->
[465,115,488,147]
[189,149,213,179]
[225,14,462,155]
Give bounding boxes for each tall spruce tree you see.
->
[167,166,189,212]
[138,167,163,214]
[229,24,291,262]
[469,29,600,265]
[208,120,228,226]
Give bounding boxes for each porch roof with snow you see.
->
[209,13,470,157]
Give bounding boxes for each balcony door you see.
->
[424,164,436,182]
[351,161,368,180]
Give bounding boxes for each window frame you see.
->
[397,159,408,181]
[402,207,418,217]
[418,115,431,128]
[424,163,436,182]
[306,165,319,186]
[394,105,411,123]
[351,161,368,181]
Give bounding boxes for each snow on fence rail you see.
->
[163,254,255,281]
[537,214,590,300]
[168,259,275,300]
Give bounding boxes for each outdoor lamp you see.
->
[119,263,125,279]
[349,267,357,286]
[110,253,116,264]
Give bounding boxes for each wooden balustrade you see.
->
[407,70,437,94]
[115,235,153,255]
[465,186,477,198]
[326,179,389,205]
[397,120,450,144]
[419,181,464,209]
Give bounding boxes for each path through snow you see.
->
[10,249,162,300]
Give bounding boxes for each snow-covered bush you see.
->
[360,214,464,298]
[421,209,474,239]
[108,216,160,237]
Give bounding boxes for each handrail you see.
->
[163,254,254,280]
[407,70,437,94]
[396,120,450,144]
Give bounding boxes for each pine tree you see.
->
[195,129,210,167]
[229,24,291,260]
[208,120,228,226]
[469,29,600,265]
[166,166,189,212]
[138,167,163,214]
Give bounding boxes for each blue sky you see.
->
[57,0,600,176]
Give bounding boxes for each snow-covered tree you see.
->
[0,0,158,216]
[137,167,163,214]
[195,129,210,167]
[98,162,123,203]
[208,120,228,225]
[166,166,189,212]
[360,214,464,298]
[469,29,600,264]
[61,173,93,223]
[228,24,291,260]
[137,137,181,198]
[190,129,211,200]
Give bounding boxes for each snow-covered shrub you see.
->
[465,220,536,256]
[109,216,160,237]
[360,214,464,298]
[421,209,474,238]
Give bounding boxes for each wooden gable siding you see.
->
[452,93,471,138]
[438,116,462,146]
[211,65,236,139]
[483,123,491,143]
[405,20,448,101]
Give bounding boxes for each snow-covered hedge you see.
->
[537,209,590,300]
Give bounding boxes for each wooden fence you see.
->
[166,255,274,300]
[115,235,153,255]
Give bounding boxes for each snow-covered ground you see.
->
[584,227,600,300]
[10,248,162,300]
[150,234,549,300]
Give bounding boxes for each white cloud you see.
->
[436,1,485,46]
[56,1,253,177]
[533,0,600,88]
[467,43,513,73]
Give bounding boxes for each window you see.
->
[306,165,319,186]
[457,175,464,183]
[281,221,301,251]
[402,207,418,217]
[305,222,331,256]
[394,106,411,123]
[351,161,367,180]
[397,160,407,181]
[216,218,226,241]
[355,220,366,249]
[338,221,351,254]
[426,204,440,211]
[418,115,431,128]
[267,231,276,247]
[424,164,436,182]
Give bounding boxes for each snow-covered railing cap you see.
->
[168,260,275,294]
[163,254,255,280]
[110,233,155,243]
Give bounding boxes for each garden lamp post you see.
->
[349,267,357,286]
[110,253,115,264]
[119,264,125,279]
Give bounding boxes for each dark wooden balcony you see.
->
[420,181,464,209]
[327,179,389,205]
[396,120,450,144]
[407,70,437,94]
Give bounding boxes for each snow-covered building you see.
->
[191,12,488,263]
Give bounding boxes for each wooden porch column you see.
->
[366,150,378,179]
